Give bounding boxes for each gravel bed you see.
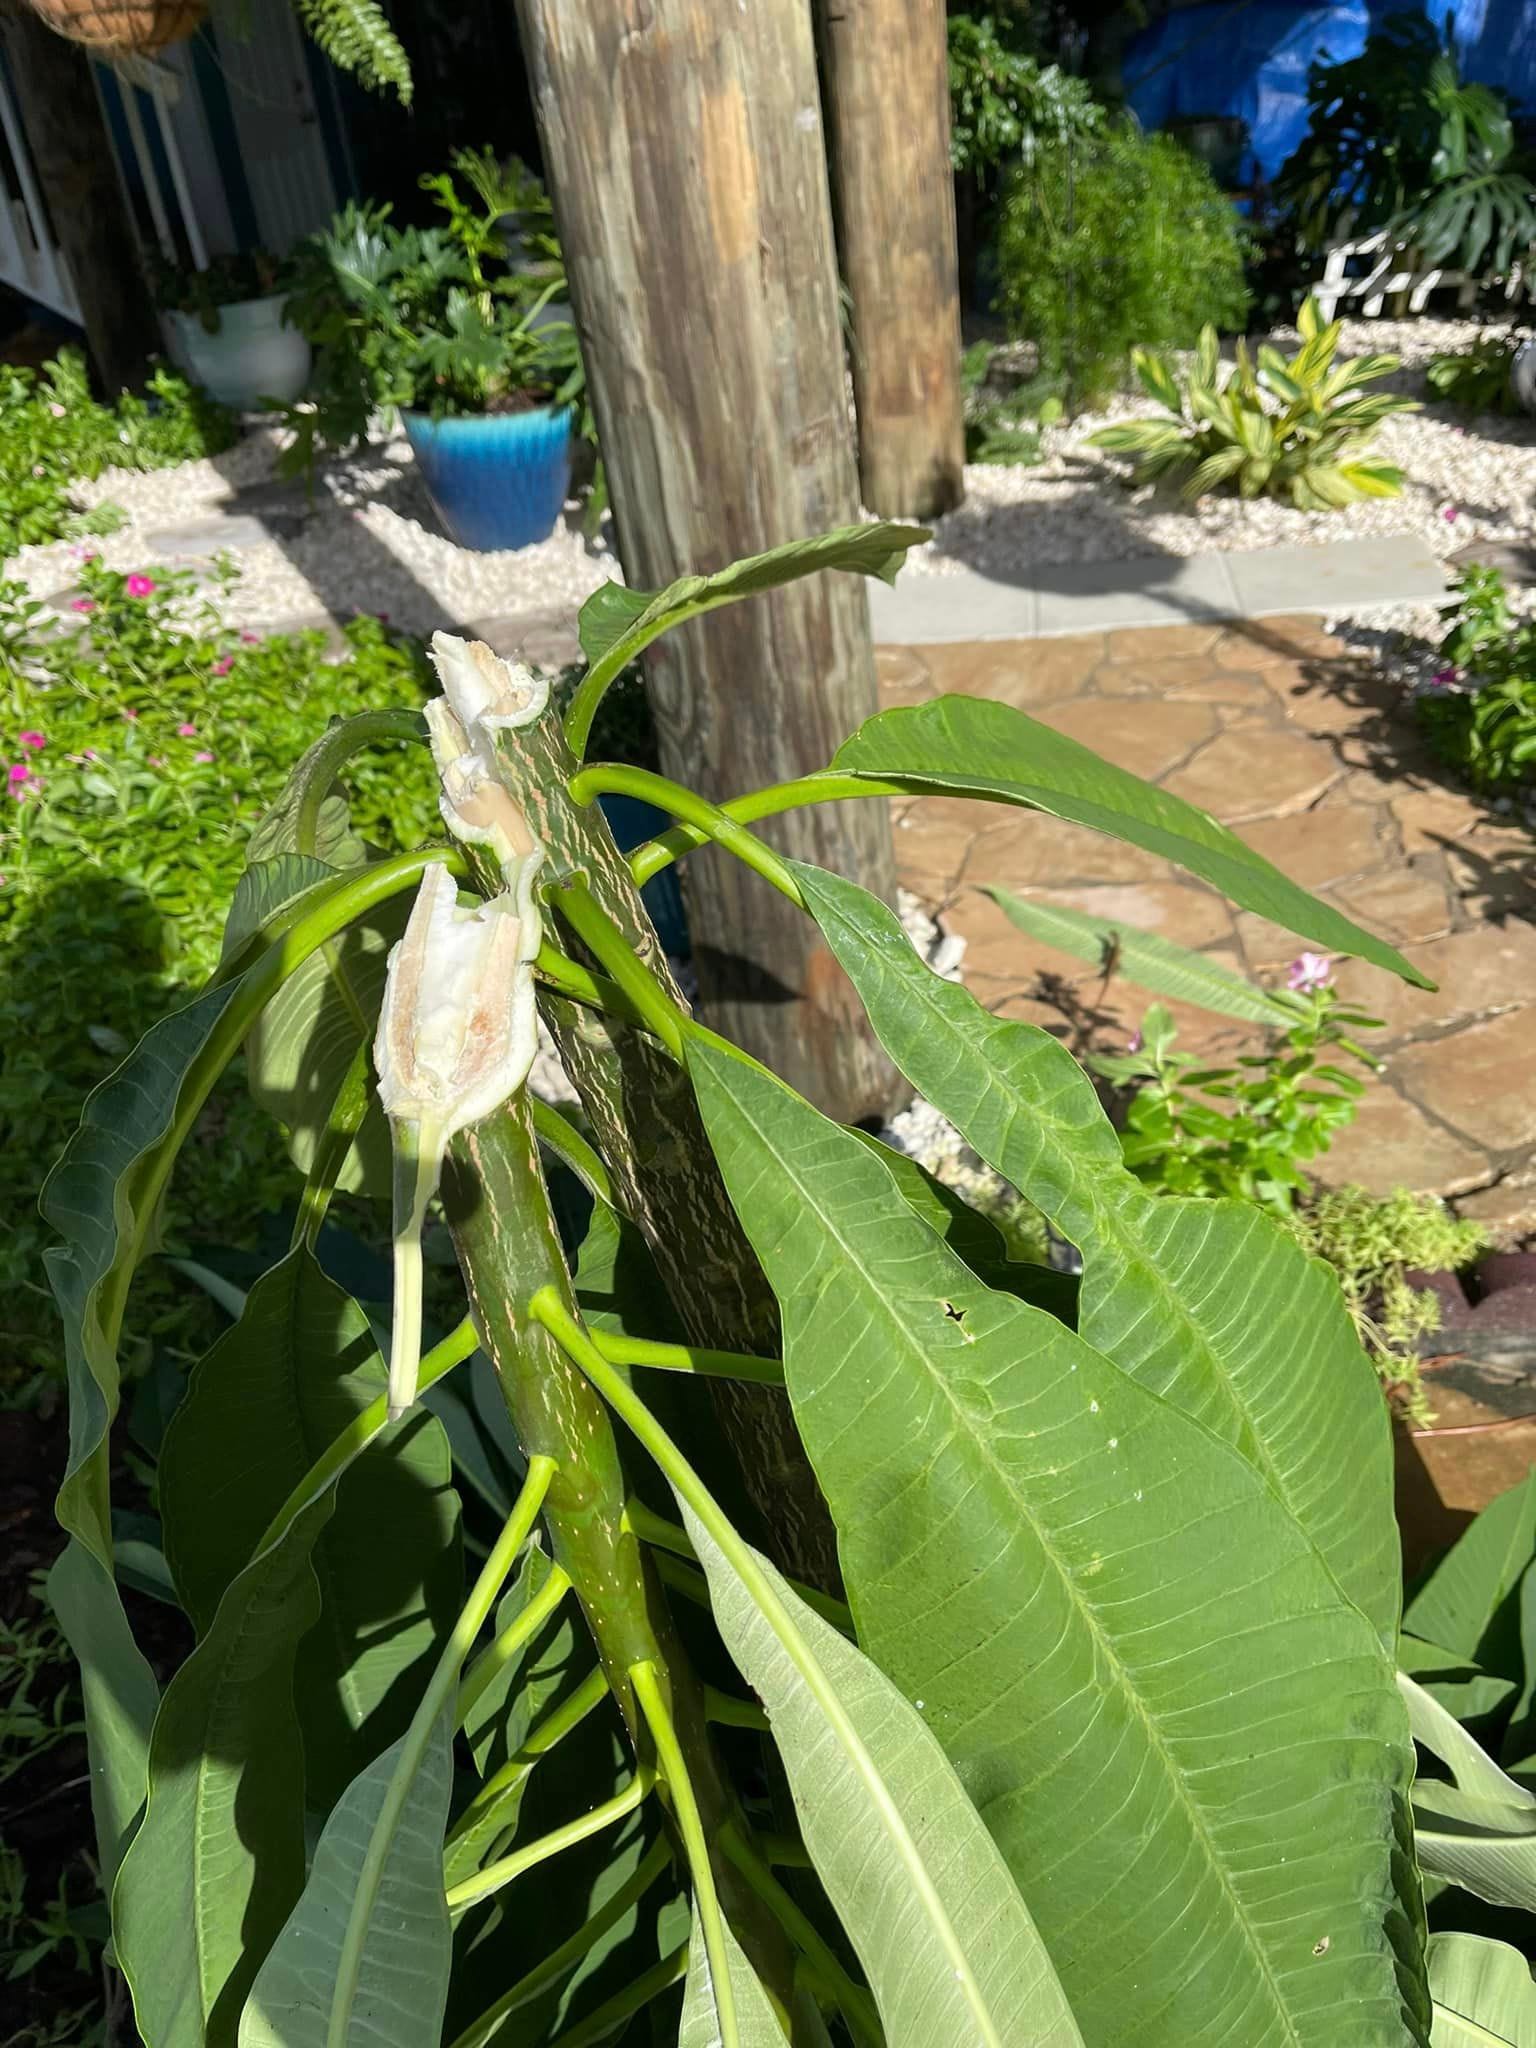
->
[911,316,1536,579]
[10,423,620,640]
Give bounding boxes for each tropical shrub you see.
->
[1091,299,1415,507]
[947,14,1102,179]
[0,561,440,1387]
[281,149,581,473]
[1273,12,1536,280]
[996,121,1249,406]
[1420,562,1536,795]
[1425,330,1528,414]
[43,516,1496,2047]
[0,349,235,560]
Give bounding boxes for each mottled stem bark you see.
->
[468,694,841,1593]
[515,0,902,1126]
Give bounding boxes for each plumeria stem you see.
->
[446,1768,655,1914]
[569,763,805,908]
[548,877,687,1058]
[455,1562,571,1727]
[444,1839,674,2048]
[631,1658,738,2046]
[592,1330,785,1386]
[628,770,910,887]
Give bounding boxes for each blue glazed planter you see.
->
[401,404,574,553]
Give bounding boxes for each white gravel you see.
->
[911,316,1536,579]
[10,422,619,640]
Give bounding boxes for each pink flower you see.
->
[147,754,164,767]
[80,552,97,565]
[8,761,33,785]
[1127,1030,1144,1053]
[1430,667,1459,688]
[48,402,66,418]
[1287,952,1333,993]
[121,707,138,721]
[177,721,197,736]
[193,749,214,764]
[125,575,156,598]
[1441,505,1460,524]
[239,631,260,645]
[211,656,234,676]
[80,747,99,761]
[70,598,95,614]
[18,731,44,749]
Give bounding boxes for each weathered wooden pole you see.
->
[0,3,160,393]
[515,0,902,1125]
[818,0,966,519]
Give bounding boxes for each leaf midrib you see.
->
[744,1091,1309,2047]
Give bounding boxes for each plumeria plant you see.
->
[44,522,1530,2047]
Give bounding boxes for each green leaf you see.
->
[244,890,407,1197]
[1405,1472,1536,1681]
[851,1130,1078,1322]
[1400,1635,1518,1725]
[292,0,412,102]
[834,697,1432,987]
[239,1709,456,2048]
[113,1496,330,2048]
[1501,1569,1536,1770]
[1403,1674,1536,1912]
[690,1037,1427,2048]
[567,523,928,753]
[41,983,239,1883]
[678,1912,789,2048]
[981,885,1302,1024]
[44,1543,158,1892]
[159,1249,462,1810]
[1131,347,1182,413]
[790,863,1402,1649]
[1429,1934,1536,2047]
[221,854,336,966]
[681,1504,1085,2048]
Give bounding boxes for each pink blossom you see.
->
[193,749,214,764]
[147,755,164,768]
[239,631,260,645]
[177,721,197,736]
[48,402,66,418]
[1441,505,1460,524]
[80,747,99,761]
[80,551,97,565]
[121,707,139,722]
[8,761,33,785]
[125,574,157,598]
[1287,951,1333,993]
[211,656,234,676]
[70,598,95,614]
[18,731,44,749]
[1127,1030,1144,1053]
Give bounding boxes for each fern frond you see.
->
[293,0,413,106]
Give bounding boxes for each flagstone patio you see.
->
[876,614,1536,1242]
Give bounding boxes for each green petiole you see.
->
[627,770,910,887]
[446,1768,655,1914]
[592,1329,785,1386]
[569,762,805,908]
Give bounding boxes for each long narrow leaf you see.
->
[834,697,1431,986]
[791,864,1402,1648]
[1429,1934,1536,2047]
[690,1036,1428,2048]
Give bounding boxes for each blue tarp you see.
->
[1123,0,1536,188]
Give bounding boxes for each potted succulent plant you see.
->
[283,149,585,551]
[151,248,311,412]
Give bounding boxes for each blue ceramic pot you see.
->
[401,404,574,553]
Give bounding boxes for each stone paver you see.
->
[878,613,1535,1237]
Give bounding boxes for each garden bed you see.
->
[918,316,1536,582]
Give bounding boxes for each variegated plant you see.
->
[42,522,1521,2047]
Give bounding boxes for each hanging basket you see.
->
[24,0,206,57]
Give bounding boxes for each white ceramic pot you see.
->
[167,293,311,410]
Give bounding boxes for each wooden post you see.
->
[0,2,160,393]
[515,0,903,1126]
[818,0,966,519]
